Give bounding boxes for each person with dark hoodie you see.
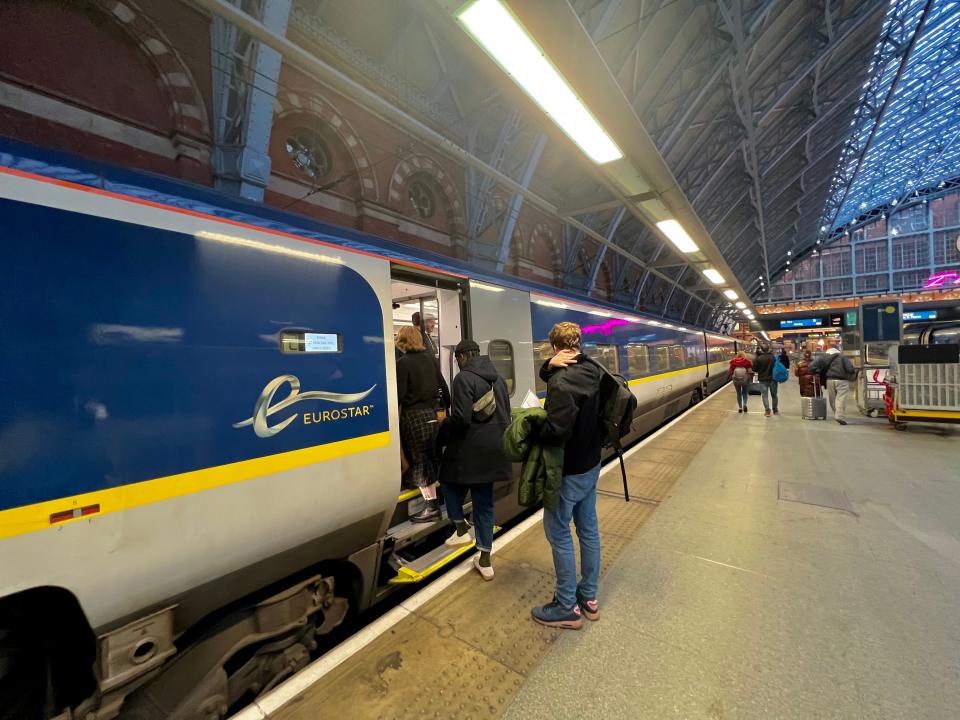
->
[530,322,604,630]
[438,340,512,580]
[752,344,779,417]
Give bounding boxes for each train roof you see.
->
[0,137,734,341]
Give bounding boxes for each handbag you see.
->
[472,384,497,421]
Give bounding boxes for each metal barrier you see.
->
[899,364,960,411]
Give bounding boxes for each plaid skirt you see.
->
[400,407,439,488]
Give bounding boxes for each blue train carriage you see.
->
[0,168,421,716]
[529,295,738,441]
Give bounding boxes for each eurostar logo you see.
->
[234,374,376,438]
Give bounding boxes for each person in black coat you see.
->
[752,345,779,417]
[438,339,511,580]
[396,326,449,523]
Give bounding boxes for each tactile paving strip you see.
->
[270,394,729,720]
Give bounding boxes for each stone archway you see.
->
[275,89,379,200]
[387,154,466,235]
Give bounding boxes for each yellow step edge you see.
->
[388,526,501,585]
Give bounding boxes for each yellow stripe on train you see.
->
[0,431,391,541]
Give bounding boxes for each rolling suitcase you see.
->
[802,378,827,420]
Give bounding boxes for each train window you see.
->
[654,346,671,373]
[533,341,553,393]
[488,339,515,396]
[626,344,650,377]
[669,345,685,370]
[279,330,341,353]
[584,343,619,374]
[683,339,705,367]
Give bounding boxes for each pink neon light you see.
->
[581,318,630,335]
[923,270,960,289]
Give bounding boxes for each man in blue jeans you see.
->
[531,322,604,630]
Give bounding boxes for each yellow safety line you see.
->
[0,431,391,540]
[628,364,708,386]
[893,408,960,420]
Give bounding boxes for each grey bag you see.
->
[802,396,827,420]
[472,386,496,421]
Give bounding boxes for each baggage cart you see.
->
[887,358,960,431]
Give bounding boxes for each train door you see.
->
[466,280,536,407]
[375,268,468,595]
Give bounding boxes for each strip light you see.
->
[703,268,724,285]
[723,289,738,300]
[655,219,699,253]
[457,0,622,164]
[471,280,505,292]
[735,301,747,309]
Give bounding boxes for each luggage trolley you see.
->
[887,344,960,431]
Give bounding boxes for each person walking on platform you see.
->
[795,350,816,398]
[728,351,753,413]
[531,322,603,630]
[810,347,857,425]
[438,339,511,580]
[752,344,779,417]
[395,326,449,522]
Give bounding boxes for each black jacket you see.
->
[438,356,512,485]
[538,355,604,476]
[752,351,775,382]
[396,350,449,411]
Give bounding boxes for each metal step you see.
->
[389,540,476,584]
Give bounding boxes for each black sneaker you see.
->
[836,419,848,426]
[531,599,583,629]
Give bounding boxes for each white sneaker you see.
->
[444,529,474,548]
[473,555,494,581]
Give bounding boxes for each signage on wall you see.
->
[903,310,938,321]
[829,313,843,327]
[845,311,858,327]
[779,317,824,329]
[922,270,960,289]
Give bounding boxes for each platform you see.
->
[240,380,960,720]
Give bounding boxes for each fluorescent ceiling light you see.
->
[735,301,747,309]
[457,0,622,164]
[702,268,724,285]
[723,289,738,300]
[471,280,505,292]
[655,219,699,254]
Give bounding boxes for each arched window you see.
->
[408,180,436,219]
[284,128,332,180]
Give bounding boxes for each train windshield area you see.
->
[391,279,463,389]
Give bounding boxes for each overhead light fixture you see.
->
[735,301,747,309]
[457,0,623,164]
[655,219,700,254]
[534,299,568,309]
[723,289,738,300]
[702,268,725,285]
[588,309,614,316]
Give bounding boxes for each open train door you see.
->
[466,280,536,409]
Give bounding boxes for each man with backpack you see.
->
[752,344,780,417]
[810,347,857,425]
[530,322,605,630]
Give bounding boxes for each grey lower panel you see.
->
[97,511,386,637]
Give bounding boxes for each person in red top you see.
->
[728,351,754,414]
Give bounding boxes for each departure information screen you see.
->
[903,310,938,321]
[780,318,823,329]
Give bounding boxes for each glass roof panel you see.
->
[820,0,960,231]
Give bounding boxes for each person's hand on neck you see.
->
[548,348,579,369]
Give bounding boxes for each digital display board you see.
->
[780,318,824,329]
[903,310,938,321]
[304,333,341,353]
[829,314,844,327]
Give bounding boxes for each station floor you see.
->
[260,380,959,720]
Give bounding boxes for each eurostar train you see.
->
[0,142,742,719]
